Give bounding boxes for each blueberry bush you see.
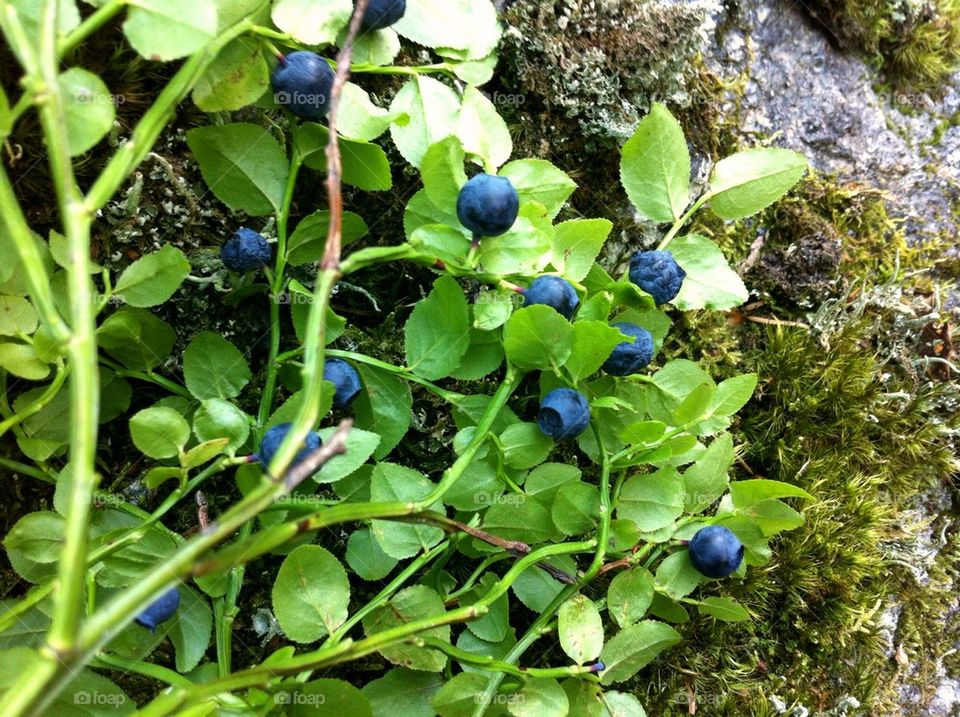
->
[0,1,813,714]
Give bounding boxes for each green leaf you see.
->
[97,307,176,371]
[478,214,553,276]
[708,147,808,220]
[619,420,666,446]
[499,422,554,469]
[421,136,467,209]
[558,595,604,664]
[350,27,401,66]
[457,86,512,170]
[192,36,269,111]
[499,159,576,219]
[523,462,581,504]
[271,0,349,45]
[181,438,229,469]
[354,365,413,459]
[4,511,64,582]
[97,522,177,587]
[272,545,350,642]
[566,321,627,382]
[363,669,443,717]
[672,382,715,425]
[682,433,734,512]
[472,289,514,331]
[123,0,217,61]
[449,328,503,380]
[394,0,500,59]
[607,568,655,628]
[654,550,702,599]
[617,467,684,532]
[669,234,748,311]
[404,275,471,380]
[509,678,569,717]
[370,463,444,558]
[59,68,115,156]
[114,245,190,307]
[620,103,690,223]
[741,498,804,536]
[709,373,758,418]
[551,219,611,283]
[346,528,397,581]
[288,679,374,717]
[504,305,574,372]
[314,426,380,483]
[340,82,405,141]
[729,479,813,508]
[511,556,577,612]
[0,342,49,380]
[599,621,681,685]
[8,0,80,51]
[129,406,190,459]
[464,574,510,643]
[182,331,251,400]
[301,123,393,191]
[433,672,488,717]
[192,399,250,455]
[648,592,689,624]
[551,482,600,536]
[168,585,213,672]
[363,586,450,672]
[697,596,750,622]
[482,498,555,544]
[286,210,368,266]
[390,76,461,168]
[0,296,38,336]
[186,123,289,215]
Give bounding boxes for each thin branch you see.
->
[281,418,353,491]
[321,0,369,270]
[393,512,531,555]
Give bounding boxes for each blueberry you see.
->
[220,228,271,272]
[628,250,686,305]
[359,0,405,30]
[537,388,591,440]
[523,276,579,319]
[271,51,334,121]
[257,423,322,472]
[456,174,520,237]
[323,358,362,409]
[602,322,655,376]
[688,525,744,578]
[135,587,180,632]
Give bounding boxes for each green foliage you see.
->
[0,3,815,714]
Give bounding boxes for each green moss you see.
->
[807,0,960,92]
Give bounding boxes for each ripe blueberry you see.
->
[220,228,271,272]
[602,322,655,376]
[456,174,520,237]
[523,276,580,319]
[324,358,362,409]
[688,525,744,578]
[359,0,405,30]
[135,587,180,632]
[271,51,334,121]
[628,250,686,305]
[257,423,322,472]
[537,388,591,440]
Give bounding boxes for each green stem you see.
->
[56,0,126,56]
[0,363,67,438]
[0,457,53,483]
[92,653,192,688]
[656,193,711,250]
[100,359,193,400]
[419,637,601,680]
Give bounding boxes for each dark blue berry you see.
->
[324,359,362,409]
[628,250,686,305]
[537,388,591,440]
[456,174,520,237]
[257,423,322,472]
[271,51,334,121]
[135,587,180,632]
[359,0,405,30]
[602,322,655,376]
[688,525,744,578]
[220,228,271,272]
[523,276,580,319]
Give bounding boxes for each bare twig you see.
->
[395,512,532,555]
[196,491,209,530]
[321,0,369,270]
[281,418,353,491]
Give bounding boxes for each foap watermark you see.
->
[75,91,125,107]
[273,691,327,706]
[272,291,315,305]
[274,91,328,110]
[474,492,525,507]
[490,91,526,108]
[73,691,129,707]
[479,692,526,707]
